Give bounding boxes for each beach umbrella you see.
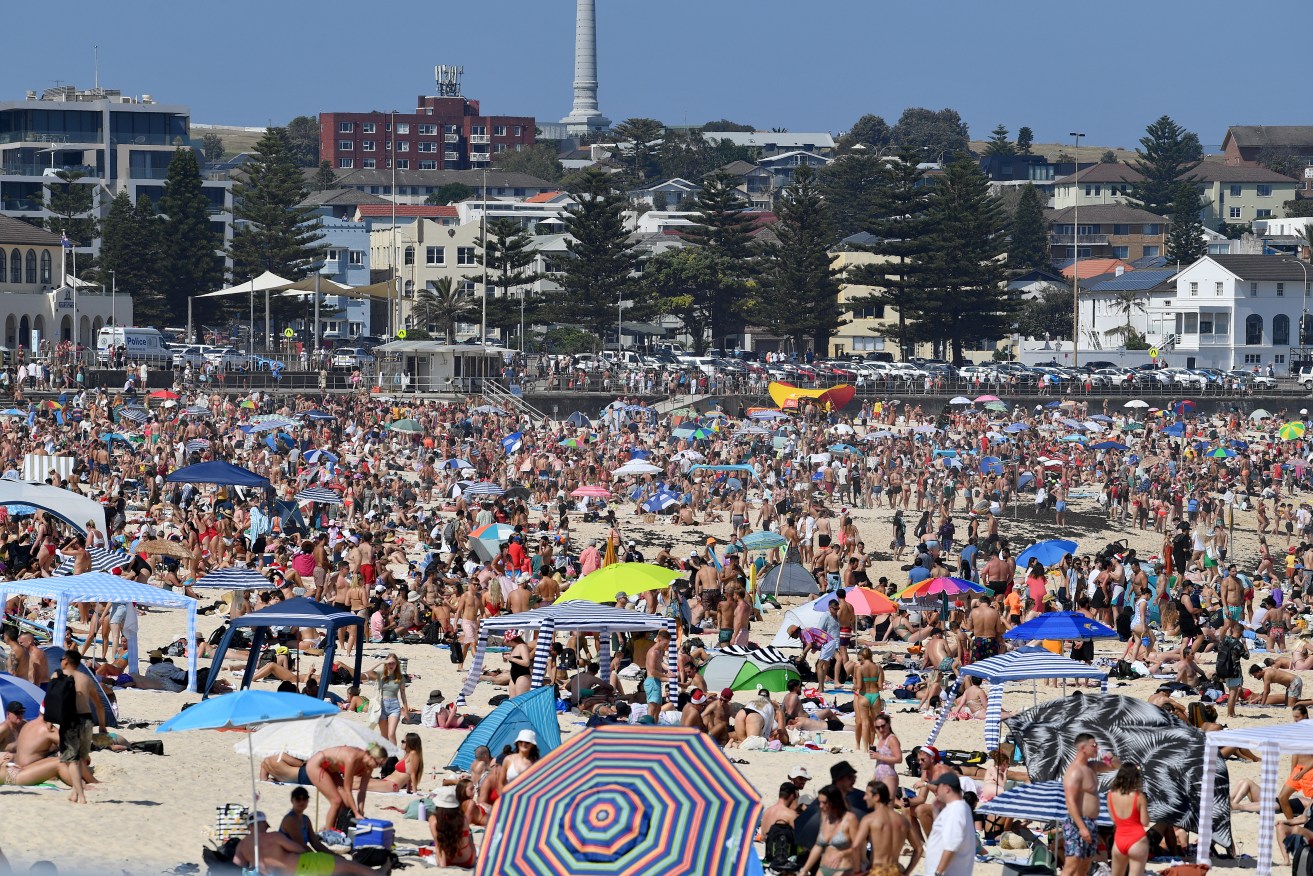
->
[1123,399,1149,409]
[1281,421,1307,440]
[181,404,211,417]
[157,690,338,868]
[388,418,424,434]
[828,443,862,456]
[471,523,515,543]
[238,714,400,759]
[54,548,133,575]
[463,481,505,497]
[1016,539,1078,568]
[1121,422,1144,432]
[976,780,1111,826]
[894,576,985,600]
[477,725,761,876]
[239,400,256,409]
[1205,447,1235,459]
[1174,400,1196,416]
[740,531,788,551]
[295,486,343,505]
[731,665,799,693]
[613,460,662,477]
[149,390,180,401]
[749,410,790,420]
[1249,409,1272,421]
[979,456,1004,475]
[1004,422,1029,433]
[974,394,1000,403]
[117,406,149,425]
[1089,414,1113,423]
[0,408,23,417]
[570,484,613,498]
[302,409,335,421]
[0,673,44,716]
[193,567,275,590]
[1002,611,1119,641]
[302,449,338,465]
[1162,422,1186,437]
[558,563,681,603]
[503,485,531,501]
[440,458,473,470]
[472,405,507,415]
[672,450,705,462]
[1061,434,1085,442]
[948,396,973,405]
[818,587,897,616]
[1089,441,1128,451]
[185,439,211,453]
[735,425,771,439]
[674,425,715,440]
[642,489,681,513]
[135,539,193,561]
[984,401,1009,413]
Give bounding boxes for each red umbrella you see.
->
[844,587,898,616]
[570,484,612,498]
[149,390,180,400]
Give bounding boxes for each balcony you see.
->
[444,133,459,143]
[469,134,490,145]
[1049,233,1109,245]
[470,152,490,163]
[1,163,98,178]
[0,132,100,145]
[444,151,459,161]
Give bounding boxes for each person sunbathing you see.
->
[261,753,307,783]
[233,812,387,876]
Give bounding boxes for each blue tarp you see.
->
[447,685,562,770]
[165,460,271,488]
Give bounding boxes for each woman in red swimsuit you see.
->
[1107,763,1150,876]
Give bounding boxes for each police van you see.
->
[95,326,172,366]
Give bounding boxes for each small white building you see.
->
[373,340,512,393]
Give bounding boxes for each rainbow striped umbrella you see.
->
[1280,421,1306,441]
[477,725,761,876]
[893,576,986,600]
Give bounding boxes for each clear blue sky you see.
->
[4,0,1310,149]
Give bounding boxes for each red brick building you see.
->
[320,95,535,172]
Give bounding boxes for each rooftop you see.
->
[0,215,63,246]
[1045,204,1168,224]
[299,188,391,208]
[354,204,459,219]
[1224,125,1313,150]
[1206,254,1312,281]
[1082,267,1177,293]
[1180,162,1298,184]
[1054,163,1145,186]
[1061,258,1133,280]
[328,167,557,190]
[703,131,836,150]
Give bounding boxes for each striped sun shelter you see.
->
[185,439,211,453]
[477,725,761,876]
[295,486,343,505]
[976,780,1111,826]
[192,567,276,590]
[55,548,133,575]
[463,481,505,497]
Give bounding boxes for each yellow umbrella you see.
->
[556,563,681,603]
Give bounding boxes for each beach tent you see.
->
[925,646,1108,752]
[1196,722,1313,876]
[447,686,562,771]
[976,779,1111,825]
[1007,692,1231,850]
[39,645,117,727]
[0,572,198,691]
[0,481,105,534]
[203,597,363,701]
[165,460,271,489]
[701,650,794,691]
[769,601,832,649]
[759,562,820,597]
[458,603,676,707]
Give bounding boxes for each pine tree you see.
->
[915,158,1014,363]
[99,191,165,324]
[228,128,325,284]
[1129,116,1202,217]
[985,124,1015,156]
[642,247,731,355]
[819,150,886,239]
[755,166,843,353]
[682,171,757,345]
[477,218,543,347]
[1009,184,1050,272]
[312,161,337,191]
[1166,182,1206,263]
[37,170,97,247]
[550,170,644,341]
[612,117,665,184]
[157,148,223,322]
[1016,127,1034,155]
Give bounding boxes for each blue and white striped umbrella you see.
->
[193,567,275,590]
[440,458,473,470]
[303,449,338,464]
[117,407,149,425]
[241,418,298,434]
[185,439,211,453]
[182,405,211,417]
[55,548,134,575]
[641,489,681,513]
[463,482,504,497]
[976,780,1111,826]
[750,410,790,421]
[295,486,343,505]
[302,410,336,421]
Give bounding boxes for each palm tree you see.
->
[1103,289,1147,344]
[412,277,471,342]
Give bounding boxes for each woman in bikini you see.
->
[799,784,861,876]
[494,730,540,794]
[301,744,388,831]
[851,648,884,753]
[1107,763,1150,876]
[869,715,902,802]
[368,732,423,793]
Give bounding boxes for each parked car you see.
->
[330,347,376,370]
[203,347,252,370]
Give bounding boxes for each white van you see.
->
[96,326,171,365]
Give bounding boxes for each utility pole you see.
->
[1069,131,1085,367]
[481,167,488,346]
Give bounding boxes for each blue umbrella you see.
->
[1163,422,1186,437]
[1003,611,1120,641]
[1004,423,1029,433]
[977,780,1112,826]
[0,673,44,715]
[303,449,339,464]
[642,489,681,513]
[980,456,1004,475]
[303,409,336,421]
[1016,539,1079,568]
[441,458,473,469]
[1090,441,1129,451]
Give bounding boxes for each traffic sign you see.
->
[397,329,407,339]
[1148,347,1159,359]
[283,328,294,339]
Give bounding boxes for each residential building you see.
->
[830,250,893,358]
[1045,204,1168,262]
[0,215,125,347]
[354,204,459,228]
[1180,163,1299,224]
[628,178,702,210]
[1222,125,1313,167]
[702,131,836,158]
[0,84,232,256]
[756,150,832,190]
[325,167,556,206]
[1051,163,1143,210]
[291,217,372,341]
[300,187,390,221]
[718,160,774,210]
[319,74,534,172]
[454,191,575,231]
[978,153,1059,194]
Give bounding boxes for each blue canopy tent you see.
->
[165,460,271,489]
[447,685,562,770]
[203,597,363,701]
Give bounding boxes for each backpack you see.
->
[1293,809,1313,876]
[763,820,799,874]
[44,672,77,727]
[1216,638,1243,681]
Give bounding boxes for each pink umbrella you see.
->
[974,394,1001,403]
[570,484,612,498]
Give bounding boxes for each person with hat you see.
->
[922,772,975,876]
[493,729,540,794]
[428,784,477,869]
[908,746,954,836]
[681,688,709,731]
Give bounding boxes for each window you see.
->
[1257,209,1273,219]
[457,247,477,266]
[470,126,487,136]
[1230,184,1242,197]
[1229,206,1242,220]
[514,126,523,137]
[1112,224,1129,235]
[425,246,445,266]
[445,125,459,135]
[362,122,375,134]
[338,140,353,151]
[398,141,409,152]
[1112,246,1129,259]
[338,158,353,168]
[1278,282,1285,297]
[362,159,375,168]
[324,249,341,263]
[9,250,19,284]
[417,124,437,135]
[348,251,364,266]
[1246,313,1264,345]
[852,337,884,351]
[1199,314,1213,334]
[1143,224,1162,235]
[1277,353,1287,364]
[396,123,409,134]
[362,141,374,152]
[338,122,353,133]
[1215,312,1229,335]
[1094,185,1101,196]
[1275,314,1291,345]
[1251,282,1259,296]
[1258,184,1273,197]
[396,159,408,169]
[493,125,507,137]
[403,246,415,266]
[417,142,437,153]
[1244,353,1261,364]
[1084,185,1092,196]
[418,160,437,170]
[1183,313,1198,334]
[39,251,50,285]
[24,250,35,284]
[494,144,507,153]
[1190,282,1198,296]
[1143,246,1160,257]
[1215,281,1223,296]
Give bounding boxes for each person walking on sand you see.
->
[1062,733,1102,876]
[1107,763,1150,876]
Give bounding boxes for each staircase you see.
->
[648,393,717,417]
[482,381,549,422]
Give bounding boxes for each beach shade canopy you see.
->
[976,780,1111,826]
[463,481,505,497]
[477,725,761,876]
[1196,722,1313,876]
[388,418,424,434]
[1007,692,1231,850]
[54,547,133,574]
[1003,612,1119,641]
[564,411,591,427]
[759,562,820,598]
[1162,422,1186,437]
[1016,539,1079,568]
[769,601,832,649]
[0,480,106,534]
[979,456,1004,475]
[642,489,681,513]
[815,587,897,616]
[0,573,198,691]
[239,714,399,760]
[613,460,663,477]
[570,484,612,498]
[1090,441,1129,451]
[448,686,562,771]
[700,648,793,691]
[739,531,788,551]
[203,597,364,701]
[731,665,799,692]
[1281,421,1307,440]
[295,486,343,504]
[193,567,275,590]
[0,673,43,715]
[557,563,681,604]
[165,460,270,489]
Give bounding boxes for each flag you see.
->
[500,431,523,455]
[61,232,72,250]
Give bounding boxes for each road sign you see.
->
[1148,347,1159,359]
[397,329,407,339]
[283,328,295,339]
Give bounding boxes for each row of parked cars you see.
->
[167,344,378,372]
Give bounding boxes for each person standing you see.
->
[1216,618,1249,718]
[923,773,975,876]
[1107,763,1149,876]
[1061,734,1102,876]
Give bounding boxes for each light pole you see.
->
[1285,257,1309,368]
[109,270,116,327]
[1069,131,1085,367]
[481,167,488,346]
[390,110,398,340]
[617,295,624,354]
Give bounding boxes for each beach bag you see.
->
[764,820,800,873]
[44,673,76,727]
[449,639,464,664]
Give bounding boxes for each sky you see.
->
[3,0,1312,150]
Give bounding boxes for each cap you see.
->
[374,584,386,593]
[407,590,420,602]
[252,811,269,825]
[426,689,445,705]
[689,689,707,705]
[615,592,629,602]
[829,761,858,781]
[432,786,460,810]
[720,688,734,702]
[515,729,538,746]
[787,767,811,781]
[503,629,520,642]
[927,772,962,792]
[5,701,25,715]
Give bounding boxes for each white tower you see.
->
[560,0,610,134]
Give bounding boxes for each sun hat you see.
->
[788,767,811,780]
[515,729,538,746]
[426,689,445,705]
[432,786,459,809]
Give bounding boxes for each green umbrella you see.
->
[389,418,424,434]
[732,665,800,693]
[1122,422,1144,432]
[984,401,1009,412]
[556,562,682,603]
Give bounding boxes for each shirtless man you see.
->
[681,689,708,731]
[693,558,720,629]
[1061,733,1101,876]
[506,579,531,615]
[643,630,670,721]
[1220,566,1245,625]
[908,746,953,836]
[820,538,844,594]
[702,689,731,746]
[6,711,64,787]
[730,494,748,537]
[855,781,924,876]
[966,593,1005,663]
[715,593,735,647]
[760,783,801,834]
[234,812,384,876]
[1249,663,1308,706]
[4,629,29,682]
[835,590,857,683]
[17,634,48,686]
[731,587,751,647]
[982,551,1011,598]
[454,583,482,672]
[59,649,106,803]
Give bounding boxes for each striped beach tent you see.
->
[463,482,505,497]
[976,780,1111,825]
[715,645,790,665]
[55,547,133,575]
[192,567,275,590]
[185,439,211,453]
[117,406,149,425]
[295,486,343,505]
[448,686,562,771]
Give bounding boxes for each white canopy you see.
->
[1197,722,1313,876]
[199,270,295,298]
[0,572,198,691]
[0,480,105,533]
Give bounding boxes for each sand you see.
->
[0,483,1292,875]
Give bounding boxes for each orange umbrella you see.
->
[844,587,898,616]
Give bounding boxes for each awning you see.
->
[198,270,295,298]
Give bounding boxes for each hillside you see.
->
[969,140,1139,163]
[192,124,268,158]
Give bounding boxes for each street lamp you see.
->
[1284,257,1309,359]
[108,269,116,327]
[1069,131,1085,367]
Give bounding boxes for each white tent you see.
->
[199,270,295,298]
[769,602,832,649]
[0,480,105,533]
[0,572,198,691]
[1196,722,1313,876]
